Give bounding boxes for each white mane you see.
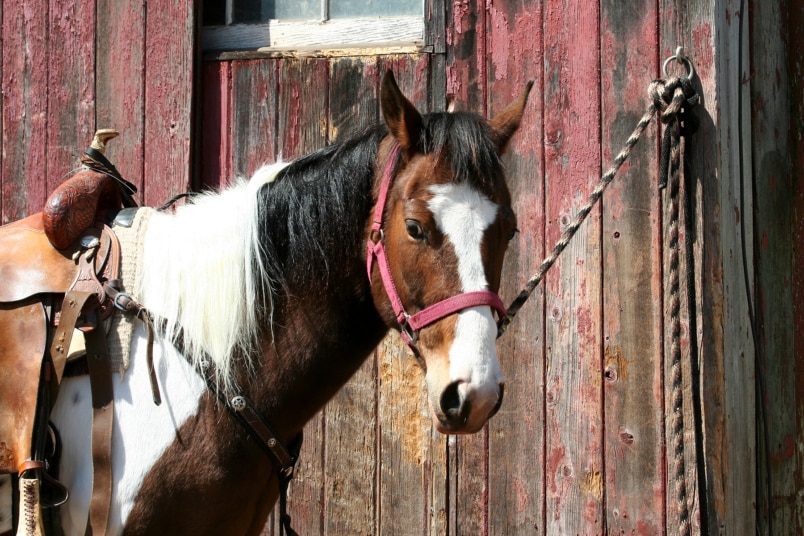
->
[139,162,287,391]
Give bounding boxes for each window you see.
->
[203,0,426,52]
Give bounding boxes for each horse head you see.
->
[369,72,532,434]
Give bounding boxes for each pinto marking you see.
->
[140,162,286,392]
[51,328,206,534]
[426,182,503,391]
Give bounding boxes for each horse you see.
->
[0,71,531,535]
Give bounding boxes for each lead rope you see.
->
[497,81,658,337]
[496,51,703,534]
[660,69,700,536]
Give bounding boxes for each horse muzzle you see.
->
[429,379,505,434]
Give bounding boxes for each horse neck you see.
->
[252,276,388,437]
[245,134,391,436]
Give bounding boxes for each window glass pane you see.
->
[203,0,226,25]
[233,0,319,22]
[330,0,423,18]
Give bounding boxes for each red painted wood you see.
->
[278,59,329,162]
[600,2,666,534]
[323,56,380,535]
[46,0,96,194]
[444,4,491,535]
[0,0,3,222]
[542,0,604,533]
[374,54,450,536]
[96,0,147,200]
[142,0,195,206]
[273,57,330,536]
[200,61,233,190]
[1,0,49,222]
[232,59,279,180]
[485,0,547,532]
[446,0,485,112]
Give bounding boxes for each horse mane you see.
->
[138,111,504,391]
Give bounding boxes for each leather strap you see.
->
[49,291,96,395]
[84,325,114,536]
[103,281,160,405]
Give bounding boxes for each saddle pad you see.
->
[105,207,154,374]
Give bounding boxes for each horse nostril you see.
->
[439,380,465,420]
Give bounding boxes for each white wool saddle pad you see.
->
[68,207,154,374]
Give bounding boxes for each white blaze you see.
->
[427,183,503,388]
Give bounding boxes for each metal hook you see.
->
[662,46,695,79]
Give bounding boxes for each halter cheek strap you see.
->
[366,144,507,346]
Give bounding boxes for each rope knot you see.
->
[652,76,700,190]
[649,77,700,124]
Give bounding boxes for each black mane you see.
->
[255,111,504,295]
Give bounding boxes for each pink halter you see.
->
[366,144,507,346]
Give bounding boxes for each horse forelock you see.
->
[421,112,506,197]
[139,162,287,392]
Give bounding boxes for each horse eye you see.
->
[405,219,425,241]
[507,228,519,241]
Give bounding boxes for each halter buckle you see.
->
[399,313,419,345]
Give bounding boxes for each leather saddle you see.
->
[0,131,135,535]
[0,170,120,473]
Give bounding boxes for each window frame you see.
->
[202,0,430,53]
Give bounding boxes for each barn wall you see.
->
[0,0,196,222]
[2,0,802,534]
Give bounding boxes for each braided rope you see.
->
[665,115,690,536]
[495,75,699,532]
[497,80,664,337]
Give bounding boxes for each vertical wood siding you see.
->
[2,0,802,534]
[0,0,195,222]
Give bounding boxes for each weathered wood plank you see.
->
[322,56,380,536]
[542,0,604,533]
[750,1,795,531]
[792,0,804,529]
[1,0,49,222]
[444,3,490,534]
[46,0,95,192]
[485,0,546,533]
[200,61,233,191]
[661,0,755,532]
[142,0,195,206]
[96,0,146,198]
[374,54,449,536]
[791,2,804,532]
[277,59,329,162]
[0,0,2,221]
[0,0,4,222]
[275,57,330,536]
[232,59,279,180]
[599,2,665,533]
[445,0,484,113]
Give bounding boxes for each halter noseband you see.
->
[366,144,507,346]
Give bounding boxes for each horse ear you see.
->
[381,71,423,155]
[488,80,534,153]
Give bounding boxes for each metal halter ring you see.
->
[663,46,695,79]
